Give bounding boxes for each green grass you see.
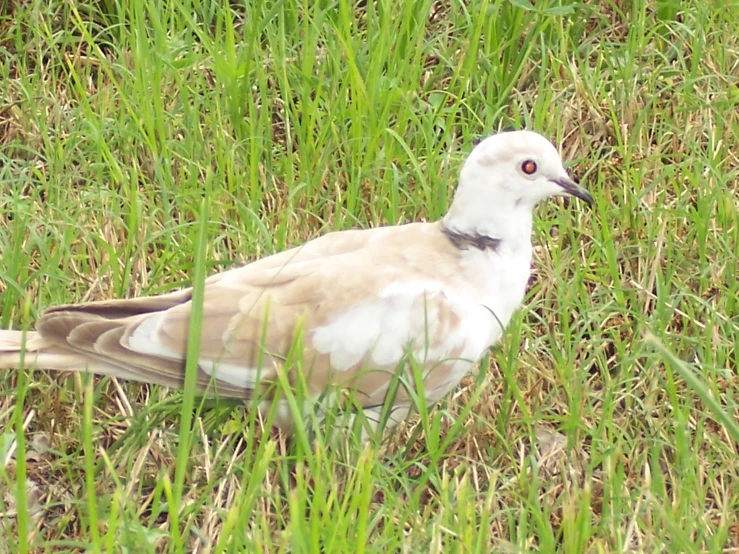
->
[1,0,738,551]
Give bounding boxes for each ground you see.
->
[0,0,738,552]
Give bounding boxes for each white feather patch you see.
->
[312,282,453,372]
[199,359,263,389]
[127,313,182,360]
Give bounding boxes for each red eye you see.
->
[521,160,537,175]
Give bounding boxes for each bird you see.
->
[0,130,592,434]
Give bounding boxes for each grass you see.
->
[0,0,738,551]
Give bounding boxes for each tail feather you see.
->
[0,329,228,393]
[0,329,135,378]
[0,330,46,354]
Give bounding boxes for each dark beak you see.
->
[551,176,593,206]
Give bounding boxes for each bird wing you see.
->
[35,223,487,407]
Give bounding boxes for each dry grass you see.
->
[1,0,738,552]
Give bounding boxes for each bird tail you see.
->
[0,328,237,394]
[0,330,120,376]
[0,331,44,366]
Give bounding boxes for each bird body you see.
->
[0,130,592,431]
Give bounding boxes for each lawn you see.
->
[1,0,738,552]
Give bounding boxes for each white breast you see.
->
[457,243,532,338]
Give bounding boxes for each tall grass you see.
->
[1,0,738,551]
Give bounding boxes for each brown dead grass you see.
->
[2,0,739,552]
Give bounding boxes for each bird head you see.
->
[461,130,593,207]
[444,130,592,240]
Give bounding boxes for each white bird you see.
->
[0,130,592,433]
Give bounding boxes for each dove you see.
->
[0,130,592,432]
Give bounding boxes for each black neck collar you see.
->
[440,222,501,252]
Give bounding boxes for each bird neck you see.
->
[442,194,534,251]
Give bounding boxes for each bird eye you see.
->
[521,160,537,175]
